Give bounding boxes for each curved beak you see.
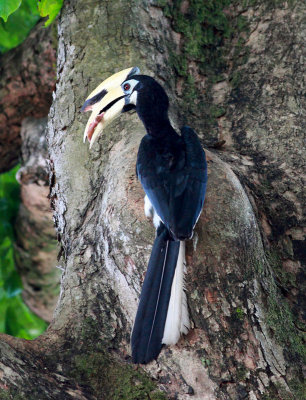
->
[81,66,140,148]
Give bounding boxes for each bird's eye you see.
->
[123,83,131,91]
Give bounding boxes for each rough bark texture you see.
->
[0,1,305,399]
[0,21,56,173]
[15,118,60,322]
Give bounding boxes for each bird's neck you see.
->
[139,115,176,138]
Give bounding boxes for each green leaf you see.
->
[38,0,63,27]
[0,0,40,53]
[3,296,47,339]
[4,270,22,298]
[0,0,21,22]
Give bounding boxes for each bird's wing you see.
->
[136,135,173,227]
[137,128,207,238]
[174,126,207,237]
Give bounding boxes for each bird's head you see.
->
[81,67,169,147]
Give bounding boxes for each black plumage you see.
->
[131,224,180,363]
[129,76,207,363]
[137,126,207,240]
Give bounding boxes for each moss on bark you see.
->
[70,351,167,400]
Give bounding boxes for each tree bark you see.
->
[0,21,56,173]
[0,1,304,399]
[15,117,60,322]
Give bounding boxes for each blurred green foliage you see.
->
[0,0,63,53]
[0,0,22,22]
[0,0,39,53]
[0,165,47,339]
[38,0,63,27]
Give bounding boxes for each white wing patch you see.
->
[144,195,153,218]
[144,195,162,229]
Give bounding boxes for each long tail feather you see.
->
[162,241,190,345]
[131,224,180,364]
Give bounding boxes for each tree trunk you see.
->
[15,117,60,322]
[0,1,304,399]
[0,21,56,173]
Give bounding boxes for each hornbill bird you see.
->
[82,67,207,364]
